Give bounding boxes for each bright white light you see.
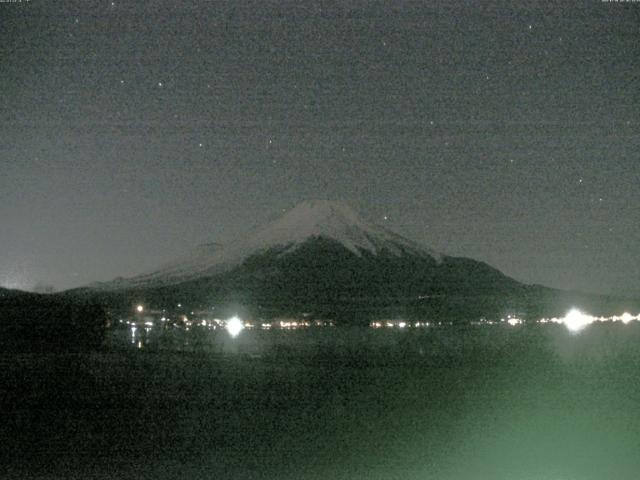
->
[621,312,633,324]
[136,305,144,313]
[507,318,521,326]
[563,308,592,333]
[226,316,244,338]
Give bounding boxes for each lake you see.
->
[3,323,640,479]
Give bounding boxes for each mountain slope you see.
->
[79,201,543,321]
[147,235,524,319]
[76,201,640,322]
[93,200,443,290]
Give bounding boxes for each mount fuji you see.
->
[81,200,547,321]
[96,200,446,289]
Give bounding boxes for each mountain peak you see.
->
[253,200,374,249]
[94,201,441,289]
[227,199,442,270]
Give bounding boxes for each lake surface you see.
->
[3,323,640,479]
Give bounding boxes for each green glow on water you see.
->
[5,324,640,479]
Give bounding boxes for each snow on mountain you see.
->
[242,200,440,258]
[95,200,442,289]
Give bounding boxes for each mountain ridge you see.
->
[74,201,640,322]
[92,200,444,290]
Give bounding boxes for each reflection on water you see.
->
[112,319,640,364]
[8,322,640,480]
[117,308,640,354]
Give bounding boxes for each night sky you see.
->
[1,0,639,296]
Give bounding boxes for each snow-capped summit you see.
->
[95,200,442,289]
[245,200,439,258]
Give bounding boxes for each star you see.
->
[198,143,203,148]
[158,82,163,87]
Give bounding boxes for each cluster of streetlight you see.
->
[136,305,245,337]
[133,304,639,337]
[368,310,640,334]
[538,309,639,333]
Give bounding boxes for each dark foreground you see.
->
[3,324,640,479]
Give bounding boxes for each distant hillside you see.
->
[0,287,39,300]
[0,289,107,352]
[72,201,640,323]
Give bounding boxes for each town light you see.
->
[563,308,592,333]
[226,316,244,338]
